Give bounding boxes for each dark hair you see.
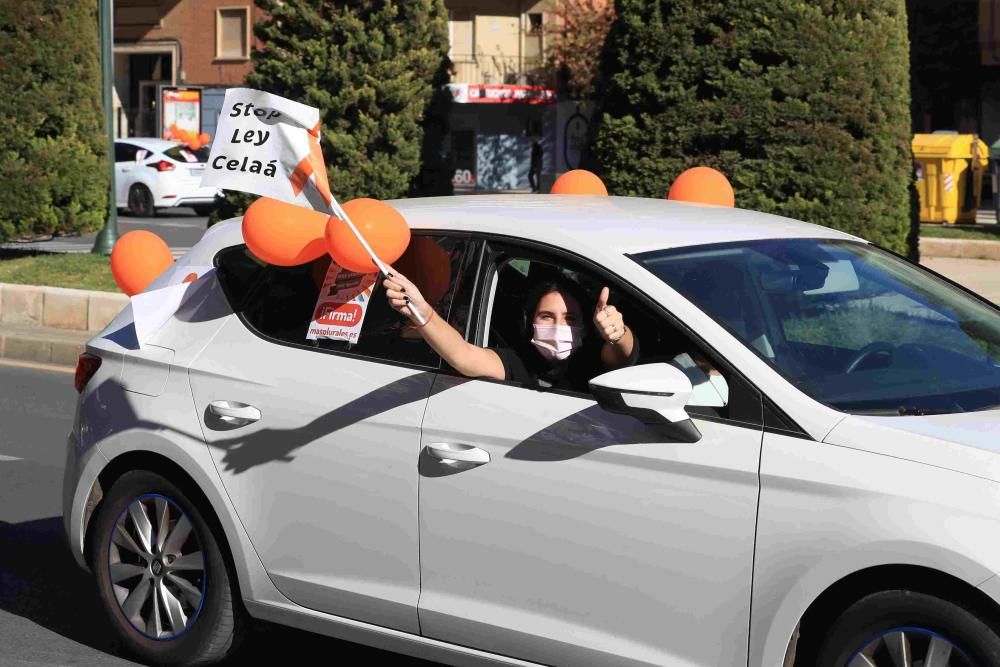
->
[521,278,590,337]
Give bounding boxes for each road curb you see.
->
[0,283,125,367]
[920,237,1000,261]
[0,283,126,333]
[0,324,92,367]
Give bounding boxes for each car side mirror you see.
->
[589,363,702,443]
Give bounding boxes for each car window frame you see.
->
[213,232,485,375]
[464,233,768,432]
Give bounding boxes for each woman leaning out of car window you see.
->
[382,269,638,390]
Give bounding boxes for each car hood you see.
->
[824,409,1000,482]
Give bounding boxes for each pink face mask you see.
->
[531,324,584,361]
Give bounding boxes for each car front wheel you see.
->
[89,470,246,666]
[814,590,1000,667]
[128,184,155,217]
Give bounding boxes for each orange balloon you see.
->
[110,230,175,296]
[325,198,410,274]
[550,169,608,196]
[188,138,203,150]
[667,166,735,207]
[243,197,329,266]
[393,237,452,307]
[198,133,211,144]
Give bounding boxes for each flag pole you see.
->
[327,196,426,326]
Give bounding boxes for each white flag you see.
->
[129,265,213,347]
[201,88,332,211]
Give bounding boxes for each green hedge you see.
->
[0,1,108,242]
[589,0,915,257]
[213,0,451,223]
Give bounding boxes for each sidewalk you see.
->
[921,257,1000,303]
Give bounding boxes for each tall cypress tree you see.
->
[215,0,450,221]
[0,1,108,242]
[590,0,914,257]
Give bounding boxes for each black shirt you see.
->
[493,336,640,393]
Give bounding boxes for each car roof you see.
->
[116,138,179,152]
[195,195,863,265]
[389,195,862,255]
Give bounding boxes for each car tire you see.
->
[88,470,247,666]
[128,184,156,217]
[813,589,1000,666]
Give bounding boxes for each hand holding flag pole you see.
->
[325,197,426,325]
[293,122,426,325]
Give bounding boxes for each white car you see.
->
[114,138,222,217]
[64,196,1000,667]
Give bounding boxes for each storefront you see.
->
[446,83,557,193]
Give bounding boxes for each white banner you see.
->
[201,88,332,211]
[307,262,378,342]
[130,265,214,347]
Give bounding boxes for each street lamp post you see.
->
[92,0,118,255]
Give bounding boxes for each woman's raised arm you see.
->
[383,270,505,381]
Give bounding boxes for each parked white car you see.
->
[114,138,222,217]
[64,196,1000,667]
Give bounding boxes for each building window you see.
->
[527,13,543,36]
[216,7,250,60]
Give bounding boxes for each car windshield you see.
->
[163,145,210,163]
[637,239,1000,415]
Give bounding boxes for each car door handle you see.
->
[208,401,260,425]
[425,443,490,465]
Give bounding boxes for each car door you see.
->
[188,236,480,633]
[417,242,763,666]
[114,142,140,205]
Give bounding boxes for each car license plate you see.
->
[189,168,204,177]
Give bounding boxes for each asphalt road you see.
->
[0,362,439,666]
[1,208,211,257]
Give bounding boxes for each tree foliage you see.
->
[545,0,616,99]
[0,1,109,242]
[590,0,915,256]
[214,0,451,222]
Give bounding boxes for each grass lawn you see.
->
[920,223,1000,241]
[0,252,118,292]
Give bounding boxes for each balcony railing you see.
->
[450,53,549,86]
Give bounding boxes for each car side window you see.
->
[215,235,481,369]
[483,244,758,425]
[115,143,139,163]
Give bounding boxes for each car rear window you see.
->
[163,146,210,163]
[214,236,481,369]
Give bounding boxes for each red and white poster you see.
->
[307,262,378,342]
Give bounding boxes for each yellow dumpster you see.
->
[912,133,988,224]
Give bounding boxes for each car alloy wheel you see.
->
[128,184,155,217]
[109,493,206,639]
[90,470,246,665]
[844,627,973,666]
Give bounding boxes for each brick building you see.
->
[113,0,263,139]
